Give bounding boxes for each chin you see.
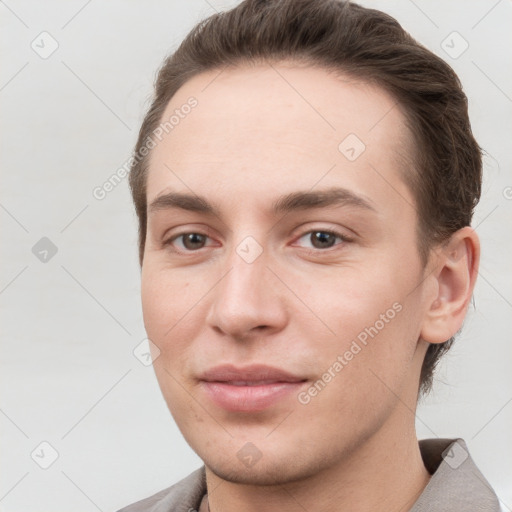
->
[200,437,342,488]
[204,457,324,487]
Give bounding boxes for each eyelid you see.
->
[163,225,353,254]
[292,227,353,250]
[162,223,214,242]
[163,230,216,251]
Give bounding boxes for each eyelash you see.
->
[163,229,352,254]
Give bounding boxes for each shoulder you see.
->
[412,438,501,511]
[116,466,206,512]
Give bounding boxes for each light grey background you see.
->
[1,1,511,510]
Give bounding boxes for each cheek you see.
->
[140,265,196,360]
[310,271,400,344]
[141,268,200,417]
[307,264,423,397]
[298,308,421,440]
[141,277,166,341]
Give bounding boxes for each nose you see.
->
[205,243,288,341]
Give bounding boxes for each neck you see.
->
[205,409,430,512]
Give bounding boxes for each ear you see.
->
[420,226,480,344]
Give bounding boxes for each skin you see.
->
[141,61,480,512]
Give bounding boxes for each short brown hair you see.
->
[129,0,482,397]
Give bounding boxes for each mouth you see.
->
[220,380,293,386]
[199,364,308,412]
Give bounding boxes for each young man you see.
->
[119,1,501,510]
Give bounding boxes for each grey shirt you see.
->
[117,438,501,512]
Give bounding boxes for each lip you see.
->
[199,364,308,412]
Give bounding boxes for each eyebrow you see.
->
[148,187,377,217]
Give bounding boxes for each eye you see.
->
[294,229,350,251]
[165,232,213,252]
[164,228,351,254]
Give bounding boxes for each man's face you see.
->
[141,62,433,484]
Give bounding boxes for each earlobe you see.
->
[420,227,480,345]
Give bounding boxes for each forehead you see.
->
[146,62,413,212]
